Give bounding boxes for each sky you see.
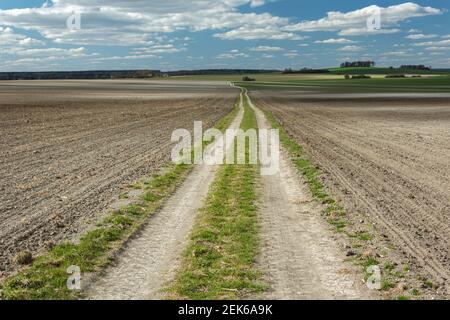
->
[0,0,449,71]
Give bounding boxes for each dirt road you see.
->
[88,90,371,300]
[247,92,369,299]
[86,93,244,300]
[253,90,450,296]
[0,80,236,277]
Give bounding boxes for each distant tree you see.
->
[351,74,371,79]
[341,61,375,68]
[400,65,431,70]
[385,74,406,78]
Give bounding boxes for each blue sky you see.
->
[0,0,449,71]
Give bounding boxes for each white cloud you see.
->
[424,47,450,52]
[15,47,87,57]
[91,54,156,61]
[339,28,401,36]
[18,38,46,46]
[216,50,249,59]
[406,33,438,39]
[338,45,363,52]
[0,0,292,44]
[131,44,186,54]
[283,50,299,58]
[5,49,98,66]
[381,51,411,57]
[1,1,447,69]
[249,46,284,52]
[249,0,266,8]
[284,3,442,36]
[214,27,304,40]
[0,26,45,48]
[315,38,355,44]
[414,39,450,47]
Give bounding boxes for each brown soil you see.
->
[253,90,450,298]
[0,80,236,277]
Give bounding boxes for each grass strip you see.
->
[168,91,265,300]
[0,96,241,300]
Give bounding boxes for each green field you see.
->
[170,73,344,82]
[169,71,450,93]
[327,67,450,75]
[168,66,450,93]
[235,76,450,93]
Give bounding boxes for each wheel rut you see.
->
[246,91,370,300]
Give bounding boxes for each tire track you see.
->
[246,91,370,300]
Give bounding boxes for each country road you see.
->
[85,88,371,300]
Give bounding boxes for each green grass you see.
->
[411,288,420,296]
[423,280,434,289]
[0,97,241,301]
[168,91,265,300]
[118,193,129,200]
[130,182,143,190]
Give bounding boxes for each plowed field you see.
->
[0,80,236,276]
